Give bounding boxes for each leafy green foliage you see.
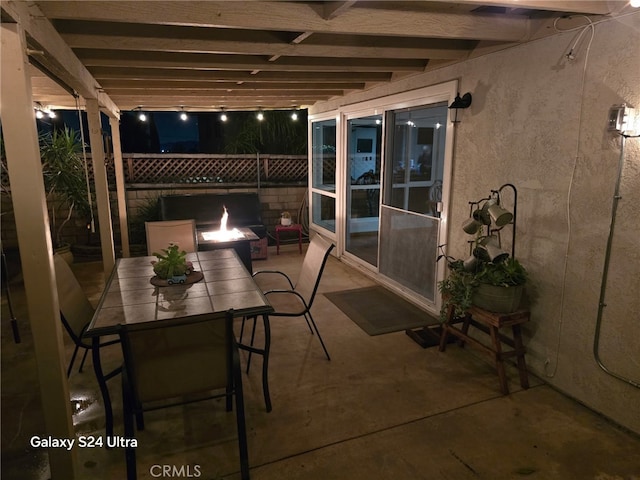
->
[437,256,528,320]
[129,195,162,245]
[152,244,189,279]
[39,127,91,247]
[475,258,528,287]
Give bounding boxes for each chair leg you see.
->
[67,344,81,377]
[246,316,258,374]
[302,313,313,334]
[78,348,89,373]
[122,374,137,480]
[306,312,330,361]
[239,316,246,342]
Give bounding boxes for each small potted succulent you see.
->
[280,211,292,226]
[151,243,193,284]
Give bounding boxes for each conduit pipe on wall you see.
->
[593,133,640,389]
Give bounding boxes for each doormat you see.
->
[324,285,438,336]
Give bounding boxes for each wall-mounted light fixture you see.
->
[608,104,639,137]
[448,92,472,123]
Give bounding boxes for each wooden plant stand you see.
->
[439,304,530,395]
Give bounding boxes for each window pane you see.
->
[384,104,447,217]
[312,192,336,232]
[311,119,336,193]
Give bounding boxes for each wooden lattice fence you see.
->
[114,153,308,185]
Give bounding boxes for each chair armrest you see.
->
[264,289,310,311]
[253,270,295,289]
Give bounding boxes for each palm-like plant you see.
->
[39,127,91,248]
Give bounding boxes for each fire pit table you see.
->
[197,227,259,273]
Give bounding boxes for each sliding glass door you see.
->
[379,104,448,302]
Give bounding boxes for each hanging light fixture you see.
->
[220,108,228,122]
[256,110,264,121]
[179,110,188,121]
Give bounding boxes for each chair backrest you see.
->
[145,219,197,256]
[119,312,233,405]
[53,254,95,342]
[294,234,335,309]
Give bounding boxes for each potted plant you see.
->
[280,211,292,226]
[438,248,528,319]
[151,243,193,284]
[39,127,91,254]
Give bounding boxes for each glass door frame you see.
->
[309,80,458,314]
[308,112,343,245]
[343,109,385,268]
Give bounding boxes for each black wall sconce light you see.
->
[448,92,472,123]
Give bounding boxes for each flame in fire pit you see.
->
[201,206,246,241]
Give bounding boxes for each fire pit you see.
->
[197,207,259,272]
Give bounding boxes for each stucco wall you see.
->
[310,12,640,433]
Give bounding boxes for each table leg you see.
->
[276,229,281,255]
[297,227,302,254]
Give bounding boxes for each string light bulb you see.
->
[180,112,188,121]
[257,111,264,121]
[138,112,147,122]
[291,111,298,121]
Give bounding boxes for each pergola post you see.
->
[109,116,130,257]
[1,22,77,479]
[85,99,115,277]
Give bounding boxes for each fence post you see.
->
[256,152,260,189]
[127,157,134,182]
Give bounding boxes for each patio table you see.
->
[85,248,274,439]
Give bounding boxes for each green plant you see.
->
[438,260,477,318]
[129,194,162,245]
[151,243,190,279]
[475,257,528,287]
[39,127,91,247]
[438,254,528,320]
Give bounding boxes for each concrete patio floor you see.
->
[2,244,639,479]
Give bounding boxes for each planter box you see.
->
[472,284,524,313]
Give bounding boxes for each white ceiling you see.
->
[2,0,632,114]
